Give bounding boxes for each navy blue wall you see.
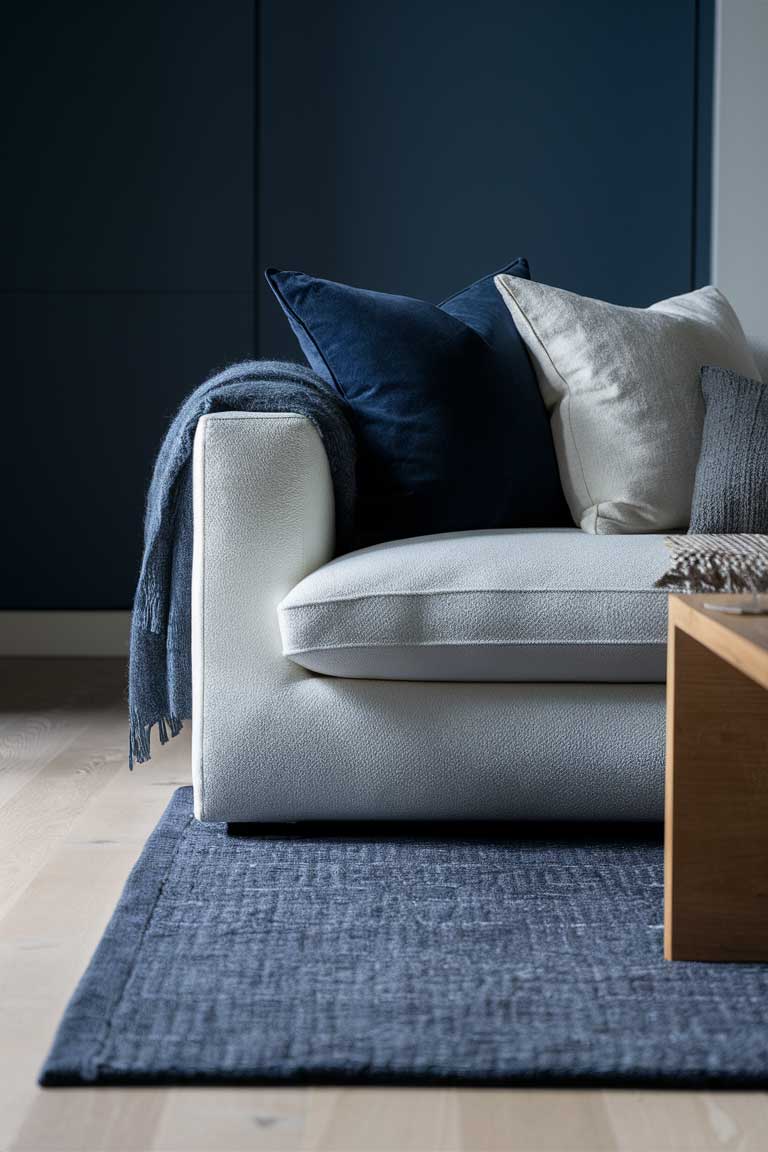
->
[259,0,713,356]
[2,1,712,608]
[1,1,256,610]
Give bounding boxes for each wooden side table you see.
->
[665,594,768,961]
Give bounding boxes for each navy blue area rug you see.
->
[41,787,768,1087]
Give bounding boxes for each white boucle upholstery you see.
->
[192,413,666,824]
[278,530,670,682]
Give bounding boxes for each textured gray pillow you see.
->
[689,367,768,533]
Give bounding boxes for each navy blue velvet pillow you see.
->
[266,261,569,543]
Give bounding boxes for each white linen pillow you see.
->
[494,278,761,533]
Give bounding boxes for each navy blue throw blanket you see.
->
[129,361,356,766]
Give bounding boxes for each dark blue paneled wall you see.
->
[2,0,711,608]
[1,0,256,610]
[259,0,712,357]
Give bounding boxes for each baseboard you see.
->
[0,611,131,656]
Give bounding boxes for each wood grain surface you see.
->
[665,598,768,961]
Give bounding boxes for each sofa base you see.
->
[194,679,665,824]
[192,413,666,825]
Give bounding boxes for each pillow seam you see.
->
[266,274,347,401]
[439,258,526,308]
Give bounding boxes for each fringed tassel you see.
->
[129,709,184,769]
[656,554,768,594]
[129,708,151,769]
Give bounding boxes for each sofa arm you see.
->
[191,412,335,818]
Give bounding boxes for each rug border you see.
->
[39,787,768,1090]
[39,786,195,1086]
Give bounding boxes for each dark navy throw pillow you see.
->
[266,261,570,543]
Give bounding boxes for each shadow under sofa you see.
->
[191,411,670,823]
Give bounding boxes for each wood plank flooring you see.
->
[1,658,766,1152]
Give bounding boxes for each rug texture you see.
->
[41,788,768,1087]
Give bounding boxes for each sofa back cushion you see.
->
[495,277,760,535]
[266,262,570,544]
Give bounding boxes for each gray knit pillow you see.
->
[689,366,768,533]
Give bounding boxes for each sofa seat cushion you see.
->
[278,529,670,682]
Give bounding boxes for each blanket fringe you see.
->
[655,554,768,594]
[129,710,184,769]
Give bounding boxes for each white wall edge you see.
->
[0,612,131,657]
[710,0,722,287]
[710,0,768,377]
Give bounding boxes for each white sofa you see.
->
[191,411,670,823]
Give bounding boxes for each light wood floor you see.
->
[1,659,767,1152]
